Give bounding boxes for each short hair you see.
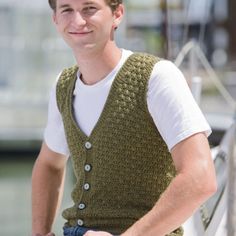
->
[48,0,123,12]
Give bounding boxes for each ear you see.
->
[112,4,124,30]
[52,12,58,25]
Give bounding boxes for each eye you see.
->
[82,6,97,15]
[61,8,73,14]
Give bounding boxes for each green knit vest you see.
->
[56,53,183,235]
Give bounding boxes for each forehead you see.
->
[56,0,107,5]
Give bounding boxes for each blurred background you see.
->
[0,0,236,235]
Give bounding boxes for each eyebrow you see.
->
[58,4,71,9]
[83,1,96,5]
[58,1,96,9]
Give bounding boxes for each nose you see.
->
[72,12,86,27]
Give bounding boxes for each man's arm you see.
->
[120,132,217,236]
[84,133,217,236]
[31,141,68,236]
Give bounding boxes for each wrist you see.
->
[120,228,137,236]
[32,233,55,236]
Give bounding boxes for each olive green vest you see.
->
[56,53,183,235]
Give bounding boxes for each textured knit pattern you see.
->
[56,53,183,235]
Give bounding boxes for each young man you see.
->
[31,0,217,236]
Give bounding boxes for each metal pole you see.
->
[160,0,168,58]
[166,0,173,59]
[227,115,236,236]
[191,76,202,105]
[189,41,197,79]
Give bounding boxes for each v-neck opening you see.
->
[68,53,136,141]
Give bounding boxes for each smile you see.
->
[69,31,93,35]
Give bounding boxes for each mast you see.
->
[160,0,168,58]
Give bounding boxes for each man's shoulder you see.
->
[123,52,162,78]
[119,52,160,73]
[56,65,78,112]
[129,52,162,63]
[56,65,78,93]
[58,65,78,84]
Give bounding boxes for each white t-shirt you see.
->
[44,49,211,156]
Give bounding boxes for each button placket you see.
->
[83,183,90,191]
[78,203,86,210]
[85,141,92,150]
[84,142,92,192]
[77,140,93,223]
[84,164,92,172]
[77,219,84,226]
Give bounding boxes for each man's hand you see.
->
[120,133,217,236]
[33,233,55,236]
[32,142,67,236]
[84,231,113,236]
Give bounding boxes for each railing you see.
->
[227,121,236,236]
[174,40,236,111]
[175,40,236,236]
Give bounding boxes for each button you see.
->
[77,219,84,226]
[84,164,92,172]
[83,183,90,191]
[78,203,86,210]
[85,141,92,150]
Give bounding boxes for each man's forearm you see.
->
[31,157,65,235]
[121,172,216,236]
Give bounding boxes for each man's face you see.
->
[53,0,123,53]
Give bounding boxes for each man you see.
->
[31,0,217,236]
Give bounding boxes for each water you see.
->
[0,153,73,236]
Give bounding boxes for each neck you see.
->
[73,43,122,85]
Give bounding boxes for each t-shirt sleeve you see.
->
[147,60,211,151]
[44,74,70,156]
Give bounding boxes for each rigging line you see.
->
[182,0,191,48]
[195,44,236,111]
[174,41,236,111]
[175,40,195,67]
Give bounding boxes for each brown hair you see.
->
[48,0,123,12]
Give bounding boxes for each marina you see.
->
[1,0,236,235]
